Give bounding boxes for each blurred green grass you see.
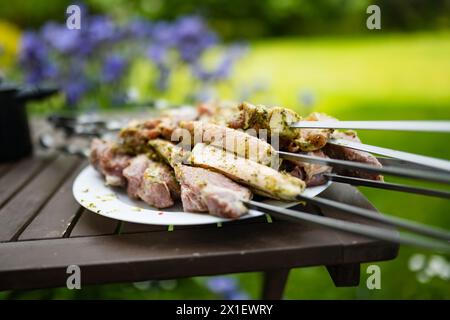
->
[3,32,450,299]
[235,32,450,110]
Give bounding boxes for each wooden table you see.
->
[0,119,398,299]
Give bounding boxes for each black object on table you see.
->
[0,82,58,162]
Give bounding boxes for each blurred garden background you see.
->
[0,0,449,299]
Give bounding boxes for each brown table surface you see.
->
[0,119,398,298]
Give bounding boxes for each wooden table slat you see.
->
[18,161,88,241]
[0,221,346,290]
[0,162,14,178]
[120,222,167,234]
[69,209,119,237]
[120,212,271,234]
[0,216,397,291]
[0,155,80,242]
[0,155,53,208]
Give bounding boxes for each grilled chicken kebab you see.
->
[90,102,383,219]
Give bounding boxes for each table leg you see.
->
[261,268,290,300]
[326,263,360,287]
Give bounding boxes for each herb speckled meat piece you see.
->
[177,121,279,168]
[175,165,252,219]
[122,154,180,208]
[283,150,332,187]
[228,102,333,152]
[138,161,180,208]
[190,143,305,201]
[148,139,190,167]
[119,108,198,154]
[324,130,384,181]
[90,138,131,187]
[149,139,252,219]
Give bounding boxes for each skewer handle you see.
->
[324,173,450,199]
[291,120,450,132]
[296,194,450,242]
[278,151,450,184]
[246,200,450,253]
[329,139,450,172]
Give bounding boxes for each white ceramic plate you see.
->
[73,165,331,226]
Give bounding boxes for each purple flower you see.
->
[20,32,47,63]
[205,276,251,300]
[26,63,58,84]
[87,15,118,43]
[173,16,217,63]
[225,291,250,300]
[41,20,95,57]
[191,64,212,82]
[41,22,83,54]
[215,44,247,78]
[64,80,88,106]
[19,32,58,84]
[206,277,238,294]
[17,11,245,109]
[151,22,177,46]
[126,18,153,38]
[102,54,127,83]
[192,43,247,83]
[147,45,167,66]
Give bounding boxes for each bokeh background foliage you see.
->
[2,0,450,38]
[0,0,449,299]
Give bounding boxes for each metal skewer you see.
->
[324,173,450,199]
[246,200,450,253]
[295,194,450,242]
[328,139,450,172]
[375,157,443,173]
[278,151,450,184]
[291,120,450,132]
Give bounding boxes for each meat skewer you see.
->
[88,138,450,249]
[45,101,450,237]
[44,101,450,253]
[227,103,450,176]
[185,140,450,242]
[57,102,450,176]
[89,113,450,198]
[177,119,450,184]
